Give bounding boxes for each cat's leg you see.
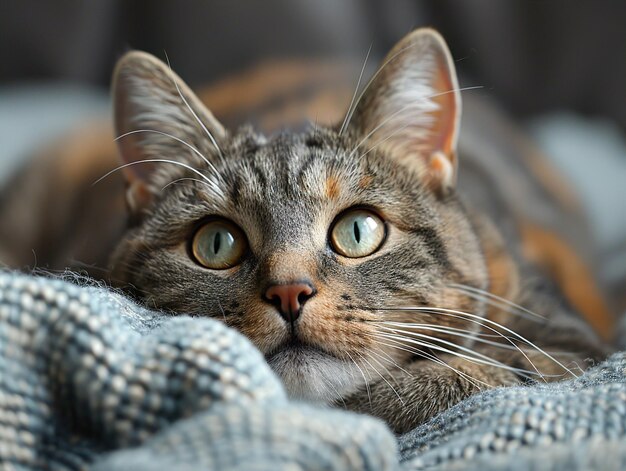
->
[340,355,519,434]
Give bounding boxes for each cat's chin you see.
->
[266,344,363,404]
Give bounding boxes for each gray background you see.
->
[1,0,625,301]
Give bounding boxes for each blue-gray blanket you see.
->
[1,271,624,470]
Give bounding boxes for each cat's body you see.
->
[0,29,610,433]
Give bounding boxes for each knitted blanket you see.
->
[1,271,624,470]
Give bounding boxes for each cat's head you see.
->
[110,29,489,402]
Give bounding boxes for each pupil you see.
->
[353,220,361,243]
[213,231,222,254]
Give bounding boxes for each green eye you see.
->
[330,209,386,258]
[191,219,247,269]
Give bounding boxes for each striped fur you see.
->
[0,29,611,433]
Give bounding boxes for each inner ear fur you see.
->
[348,28,461,193]
[111,51,226,212]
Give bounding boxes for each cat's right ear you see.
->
[112,51,226,213]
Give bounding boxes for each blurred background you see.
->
[1,1,625,321]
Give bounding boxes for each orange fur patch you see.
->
[325,176,341,200]
[358,175,373,189]
[480,228,520,326]
[520,222,614,340]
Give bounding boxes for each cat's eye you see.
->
[330,209,386,258]
[191,219,247,269]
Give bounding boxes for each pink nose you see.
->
[264,282,316,324]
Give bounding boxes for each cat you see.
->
[0,29,608,433]
[101,28,608,433]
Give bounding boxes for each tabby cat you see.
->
[26,29,615,433]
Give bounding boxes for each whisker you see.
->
[164,51,224,160]
[377,320,532,354]
[113,129,224,184]
[373,329,539,380]
[358,121,412,159]
[341,42,418,133]
[93,158,223,200]
[322,374,348,408]
[369,335,489,389]
[216,299,226,322]
[365,346,414,377]
[339,42,373,135]
[373,310,543,376]
[345,350,372,408]
[449,283,546,322]
[381,308,546,381]
[374,331,534,385]
[356,352,405,405]
[361,349,404,387]
[375,321,521,351]
[161,177,223,198]
[377,325,565,380]
[378,306,577,378]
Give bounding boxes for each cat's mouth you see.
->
[264,336,331,363]
[264,336,359,403]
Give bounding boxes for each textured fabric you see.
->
[1,270,625,470]
[399,352,626,470]
[0,271,397,470]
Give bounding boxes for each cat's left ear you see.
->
[348,28,461,193]
[112,51,227,213]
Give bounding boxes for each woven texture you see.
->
[0,271,397,470]
[1,270,625,470]
[399,352,626,470]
